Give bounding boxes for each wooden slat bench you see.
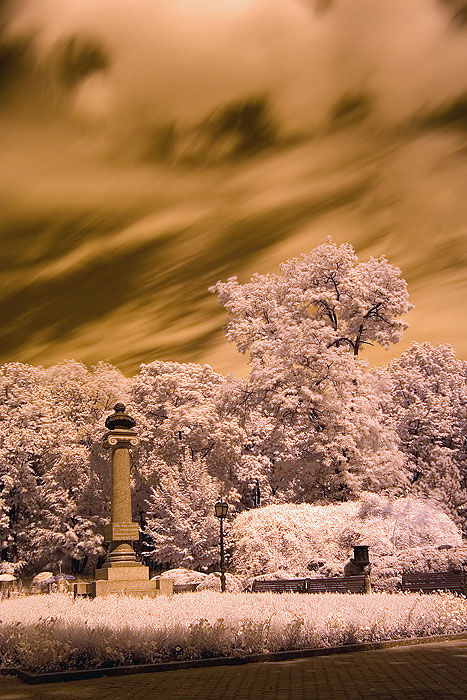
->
[173,583,199,593]
[306,575,368,594]
[251,579,307,593]
[401,571,465,594]
[251,575,368,594]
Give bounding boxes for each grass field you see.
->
[0,591,466,672]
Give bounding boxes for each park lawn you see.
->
[0,591,466,673]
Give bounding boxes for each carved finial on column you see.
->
[105,403,136,431]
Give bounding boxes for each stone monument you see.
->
[74,403,172,597]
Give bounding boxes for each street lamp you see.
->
[252,478,261,508]
[214,500,228,592]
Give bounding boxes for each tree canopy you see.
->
[1,240,465,574]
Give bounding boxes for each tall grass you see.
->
[0,591,466,673]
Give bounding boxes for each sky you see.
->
[1,0,466,376]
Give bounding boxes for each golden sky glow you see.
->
[1,0,466,375]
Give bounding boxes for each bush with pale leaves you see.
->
[230,494,467,589]
[158,568,207,586]
[196,572,243,592]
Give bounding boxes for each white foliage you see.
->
[158,568,207,586]
[0,360,130,573]
[385,342,467,527]
[230,495,465,586]
[144,453,224,569]
[211,239,412,362]
[132,360,250,501]
[211,240,410,501]
[131,359,261,567]
[196,572,243,592]
[1,591,467,673]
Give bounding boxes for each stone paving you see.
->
[1,639,467,700]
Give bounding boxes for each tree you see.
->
[385,342,467,530]
[143,452,223,569]
[131,361,249,506]
[0,360,129,574]
[0,357,263,573]
[130,361,269,565]
[211,240,412,362]
[235,356,407,502]
[210,241,410,501]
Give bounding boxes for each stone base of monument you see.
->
[74,563,173,598]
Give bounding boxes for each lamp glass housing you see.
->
[215,501,228,518]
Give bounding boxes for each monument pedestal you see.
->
[75,527,173,598]
[83,562,173,597]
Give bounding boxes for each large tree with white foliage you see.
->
[237,358,407,502]
[211,241,411,501]
[212,240,412,362]
[131,361,250,503]
[385,343,467,530]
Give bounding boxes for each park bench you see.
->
[173,583,199,593]
[306,575,368,594]
[251,575,368,594]
[401,571,466,595]
[251,578,307,593]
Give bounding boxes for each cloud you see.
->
[1,0,467,374]
[5,0,467,132]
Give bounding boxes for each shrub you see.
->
[230,494,467,589]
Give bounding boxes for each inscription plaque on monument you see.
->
[104,522,140,542]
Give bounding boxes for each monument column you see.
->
[74,403,173,597]
[102,404,140,566]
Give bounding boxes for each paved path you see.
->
[1,639,467,700]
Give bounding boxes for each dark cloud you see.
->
[438,0,467,27]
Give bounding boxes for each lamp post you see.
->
[252,478,261,508]
[214,500,228,593]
